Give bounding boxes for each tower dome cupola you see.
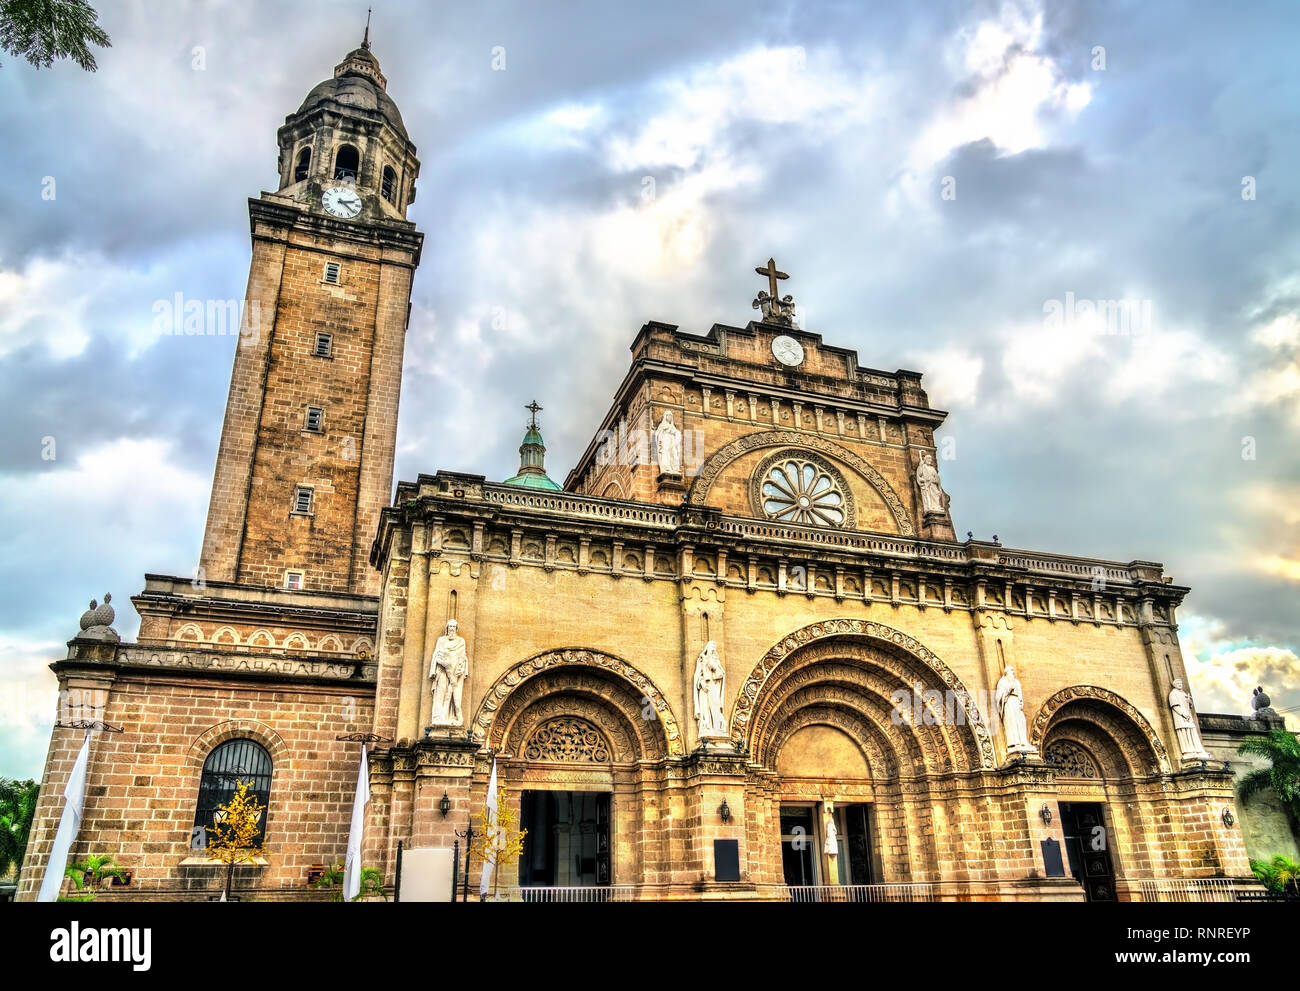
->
[274,23,419,221]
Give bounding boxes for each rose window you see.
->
[760,459,846,526]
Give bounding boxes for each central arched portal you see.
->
[733,620,994,891]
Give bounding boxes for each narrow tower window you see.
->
[294,147,311,182]
[323,262,340,284]
[382,165,397,203]
[314,332,333,357]
[293,487,313,515]
[305,406,324,432]
[284,571,304,591]
[334,144,359,182]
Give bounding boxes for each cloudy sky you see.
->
[1,0,1297,778]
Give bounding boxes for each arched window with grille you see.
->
[381,165,397,203]
[192,738,273,847]
[334,144,359,182]
[294,147,311,182]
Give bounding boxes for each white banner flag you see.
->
[37,732,92,902]
[343,744,370,902]
[478,757,498,897]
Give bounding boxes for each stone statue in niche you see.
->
[996,665,1036,755]
[824,803,839,857]
[693,640,727,740]
[429,619,469,727]
[1168,679,1210,759]
[915,453,950,516]
[653,411,682,476]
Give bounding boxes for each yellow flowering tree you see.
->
[470,786,526,901]
[207,780,268,901]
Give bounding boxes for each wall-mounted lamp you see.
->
[718,800,732,824]
[1039,804,1053,825]
[1221,809,1236,827]
[439,791,451,818]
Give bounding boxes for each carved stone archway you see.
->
[493,671,652,762]
[732,619,996,769]
[1030,685,1171,774]
[685,431,915,536]
[472,647,683,756]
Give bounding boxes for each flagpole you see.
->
[36,730,92,902]
[478,757,498,900]
[335,733,390,901]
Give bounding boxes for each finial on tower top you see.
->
[525,399,543,430]
[362,6,372,50]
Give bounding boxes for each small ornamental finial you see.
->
[525,399,543,429]
[362,6,372,49]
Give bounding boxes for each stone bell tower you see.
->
[199,31,424,596]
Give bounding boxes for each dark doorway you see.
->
[780,805,817,885]
[1059,802,1116,902]
[519,791,611,886]
[842,804,874,885]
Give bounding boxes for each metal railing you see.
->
[512,885,638,903]
[786,883,936,903]
[1137,878,1264,902]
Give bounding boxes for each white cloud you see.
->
[0,633,63,779]
[604,45,875,173]
[912,1,1091,171]
[1178,614,1299,728]
[998,318,1103,404]
[910,347,985,408]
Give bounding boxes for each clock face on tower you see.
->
[322,185,363,219]
[772,335,804,367]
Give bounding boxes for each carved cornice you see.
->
[371,476,1190,618]
[55,643,376,686]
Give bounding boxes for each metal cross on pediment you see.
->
[755,257,789,298]
[525,399,543,428]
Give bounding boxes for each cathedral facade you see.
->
[18,40,1253,903]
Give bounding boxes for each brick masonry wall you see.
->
[17,670,375,901]
[201,203,417,598]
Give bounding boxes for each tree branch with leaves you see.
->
[0,0,111,71]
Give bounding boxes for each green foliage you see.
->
[0,777,39,879]
[311,861,387,901]
[0,0,112,71]
[1237,728,1300,820]
[60,852,127,900]
[1249,855,1300,897]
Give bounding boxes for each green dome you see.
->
[503,470,562,490]
[503,402,561,490]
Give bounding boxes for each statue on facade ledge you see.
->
[996,665,1037,756]
[653,410,683,477]
[1169,678,1211,760]
[429,619,468,728]
[915,453,950,517]
[751,290,798,327]
[693,640,727,741]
